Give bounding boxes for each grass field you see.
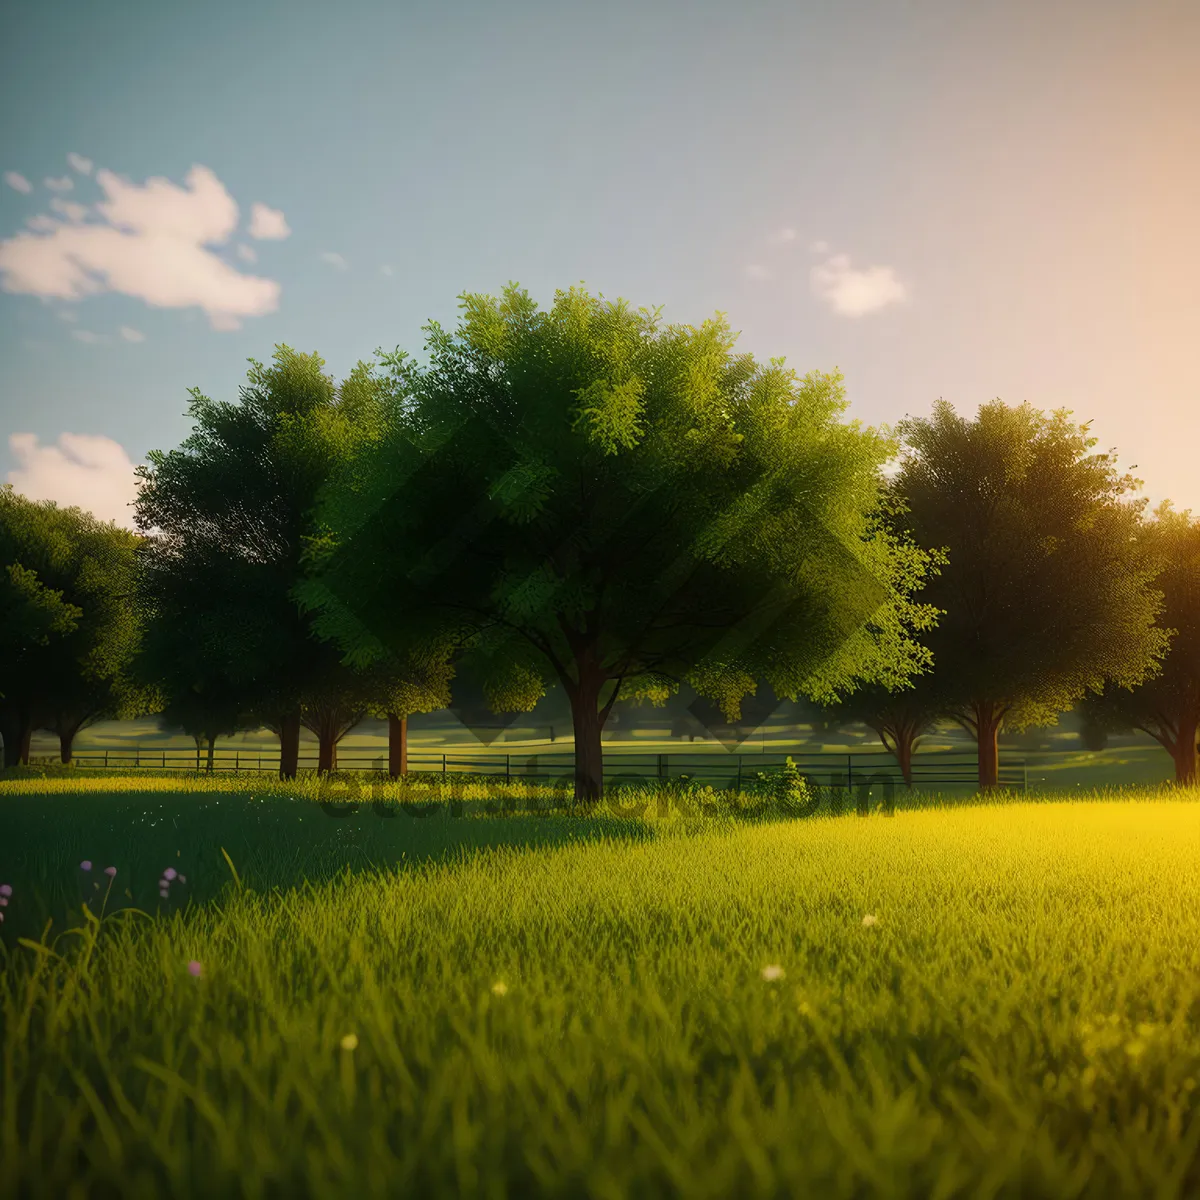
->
[2,775,1199,1198]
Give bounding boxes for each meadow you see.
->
[1,773,1199,1198]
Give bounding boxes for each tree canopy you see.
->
[133,346,452,777]
[889,400,1167,787]
[1,486,146,767]
[1078,503,1200,783]
[295,283,940,801]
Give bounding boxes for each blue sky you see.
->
[1,0,1197,526]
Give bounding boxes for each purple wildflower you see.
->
[164,868,177,881]
[0,884,11,897]
[187,960,202,977]
[80,861,92,872]
[104,866,117,878]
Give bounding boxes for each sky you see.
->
[1,0,1197,529]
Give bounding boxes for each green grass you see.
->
[1,777,1199,1198]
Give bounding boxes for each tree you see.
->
[1,487,147,767]
[36,517,152,764]
[1078,504,1200,785]
[890,400,1167,789]
[296,283,940,803]
[363,649,454,778]
[155,680,250,773]
[134,347,397,779]
[817,683,942,787]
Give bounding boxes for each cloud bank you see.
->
[0,164,291,331]
[6,432,142,530]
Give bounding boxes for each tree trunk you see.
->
[895,735,914,789]
[1170,713,1199,785]
[0,709,29,768]
[1,705,35,767]
[59,729,74,765]
[317,731,337,775]
[567,663,607,806]
[975,701,1002,790]
[387,712,408,779]
[278,708,301,780]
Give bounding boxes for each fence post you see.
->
[846,754,852,791]
[104,748,108,769]
[442,753,447,775]
[506,753,511,781]
[162,751,165,768]
[1023,760,1027,794]
[136,746,140,768]
[736,754,743,791]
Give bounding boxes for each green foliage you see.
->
[134,346,452,752]
[0,486,148,760]
[1079,503,1200,776]
[296,284,941,798]
[891,401,1168,731]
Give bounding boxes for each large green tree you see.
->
[296,283,940,802]
[1,486,147,767]
[134,346,448,778]
[1078,503,1200,785]
[1,489,83,765]
[890,400,1167,788]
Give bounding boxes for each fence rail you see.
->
[30,747,1027,791]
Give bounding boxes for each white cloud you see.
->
[50,197,88,222]
[25,214,59,232]
[380,264,394,277]
[321,251,347,270]
[0,163,282,331]
[772,227,797,244]
[44,176,74,192]
[67,153,94,175]
[71,329,109,344]
[809,239,830,254]
[235,243,257,263]
[56,308,78,321]
[6,432,142,530]
[5,171,32,194]
[248,202,290,240]
[744,264,771,281]
[119,326,145,342]
[810,252,908,317]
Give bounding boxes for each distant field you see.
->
[1,777,1198,1198]
[24,709,1180,791]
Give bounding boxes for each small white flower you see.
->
[862,914,878,927]
[339,1033,358,1051]
[491,981,509,996]
[761,964,785,982]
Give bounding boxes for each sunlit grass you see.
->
[1,782,1198,1197]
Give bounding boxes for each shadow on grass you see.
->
[0,791,657,942]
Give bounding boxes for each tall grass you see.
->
[1,782,1199,1197]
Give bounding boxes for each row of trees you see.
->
[3,283,1199,797]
